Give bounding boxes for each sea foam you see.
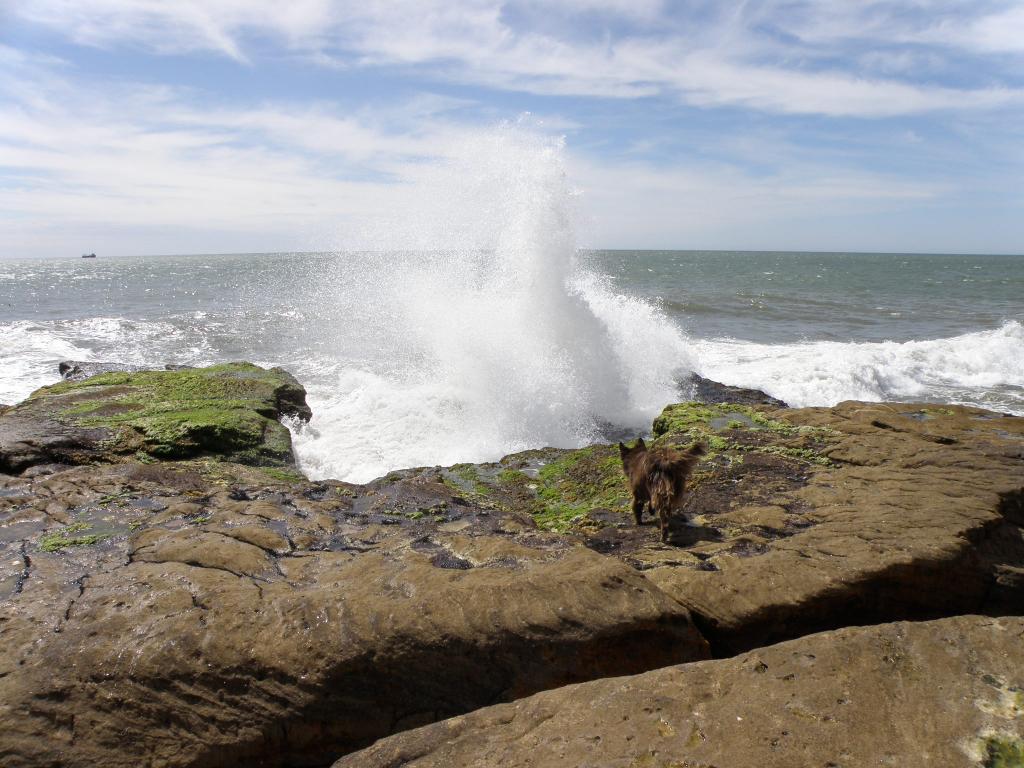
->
[0,316,217,404]
[0,321,94,404]
[693,320,1024,413]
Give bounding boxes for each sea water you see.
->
[1,133,1022,482]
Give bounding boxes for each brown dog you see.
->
[619,438,706,543]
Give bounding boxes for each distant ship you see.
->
[81,253,97,258]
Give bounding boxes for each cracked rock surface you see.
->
[0,469,704,766]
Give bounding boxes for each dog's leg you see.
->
[658,507,670,542]
[632,496,644,526]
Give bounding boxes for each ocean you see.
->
[2,249,1021,483]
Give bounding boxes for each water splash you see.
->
[291,126,694,481]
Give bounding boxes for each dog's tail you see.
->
[651,456,684,518]
[651,444,705,512]
[649,467,676,515]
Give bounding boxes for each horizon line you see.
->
[5,247,1024,262]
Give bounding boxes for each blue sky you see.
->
[1,0,1023,257]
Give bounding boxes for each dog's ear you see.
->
[636,437,646,450]
[618,441,628,455]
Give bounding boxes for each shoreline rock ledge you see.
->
[0,363,1021,768]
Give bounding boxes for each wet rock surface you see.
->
[1,364,1022,767]
[335,615,1024,768]
[682,372,790,408]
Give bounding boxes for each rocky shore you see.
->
[1,363,1021,767]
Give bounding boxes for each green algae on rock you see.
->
[0,362,311,472]
[984,735,1024,768]
[392,401,839,537]
[39,527,110,552]
[489,402,834,534]
[527,445,632,532]
[652,400,836,467]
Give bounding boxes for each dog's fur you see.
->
[619,438,706,543]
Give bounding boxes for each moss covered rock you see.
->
[414,401,832,537]
[0,362,310,472]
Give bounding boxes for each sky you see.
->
[1,0,1023,258]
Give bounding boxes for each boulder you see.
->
[0,362,311,473]
[335,615,1024,768]
[682,372,789,408]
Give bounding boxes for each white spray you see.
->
[290,125,695,481]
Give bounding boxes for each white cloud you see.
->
[0,59,440,254]
[3,3,1022,257]
[766,1,1024,56]
[667,53,1024,116]
[0,51,973,258]
[9,0,1024,116]
[921,4,1024,54]
[567,153,946,250]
